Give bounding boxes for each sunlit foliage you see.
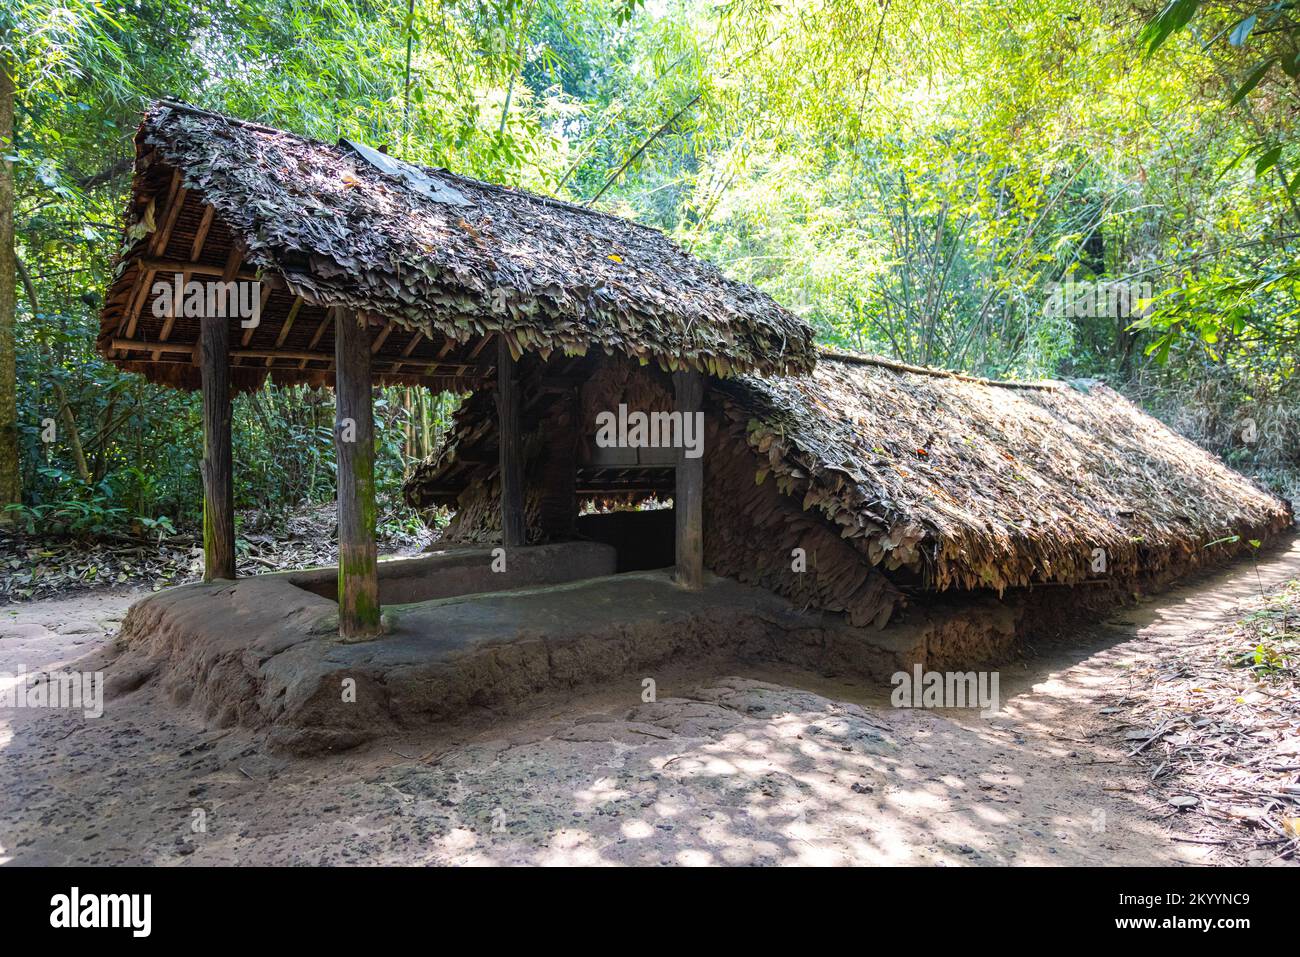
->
[2,0,1296,531]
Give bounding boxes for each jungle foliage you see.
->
[1,0,1296,536]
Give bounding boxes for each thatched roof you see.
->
[714,354,1292,592]
[96,101,815,391]
[406,352,1293,597]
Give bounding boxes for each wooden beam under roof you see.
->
[189,205,215,261]
[109,337,495,379]
[267,296,303,366]
[392,330,424,372]
[136,257,259,281]
[124,174,188,341]
[155,203,217,361]
[240,280,273,347]
[301,309,334,369]
[369,319,394,354]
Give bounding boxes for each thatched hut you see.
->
[96,101,814,638]
[97,100,1290,667]
[92,102,1293,743]
[404,351,1293,631]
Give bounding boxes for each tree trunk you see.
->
[14,255,91,484]
[0,50,20,520]
[52,380,91,484]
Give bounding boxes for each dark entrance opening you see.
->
[577,506,676,572]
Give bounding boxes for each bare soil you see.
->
[1,537,1297,866]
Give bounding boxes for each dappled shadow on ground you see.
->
[0,534,1295,866]
[989,533,1299,738]
[358,677,1184,866]
[0,671,1184,866]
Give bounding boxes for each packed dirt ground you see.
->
[1,536,1297,866]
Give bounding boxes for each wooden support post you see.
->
[537,386,578,541]
[496,335,526,548]
[199,311,236,582]
[673,369,704,589]
[334,306,381,638]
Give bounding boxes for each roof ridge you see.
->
[818,348,1061,391]
[151,99,665,236]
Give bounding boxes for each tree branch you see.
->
[586,93,702,206]
[74,157,133,191]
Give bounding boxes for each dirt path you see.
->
[1,537,1297,866]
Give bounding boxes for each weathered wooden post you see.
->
[673,368,704,589]
[334,306,381,638]
[496,334,526,548]
[537,385,578,541]
[198,250,238,581]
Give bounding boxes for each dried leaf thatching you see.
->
[96,101,815,385]
[405,352,1293,627]
[715,354,1293,593]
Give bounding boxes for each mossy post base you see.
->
[334,306,381,638]
[673,369,704,589]
[200,310,236,581]
[496,334,526,548]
